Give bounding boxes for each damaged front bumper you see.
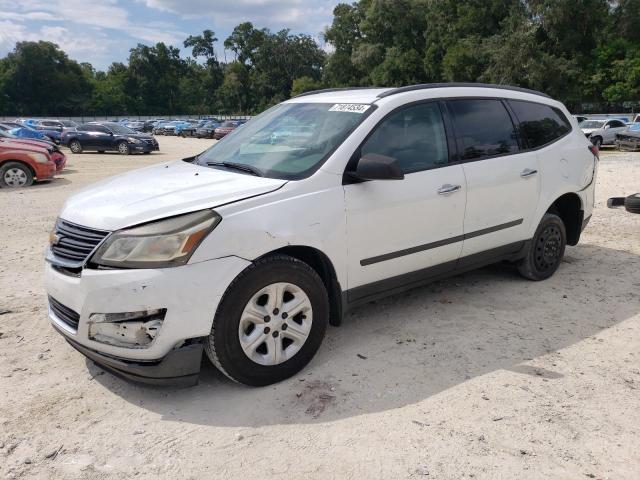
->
[44,255,251,386]
[59,323,205,386]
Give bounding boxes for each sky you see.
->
[0,0,341,70]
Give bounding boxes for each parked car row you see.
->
[152,119,247,138]
[13,118,79,144]
[0,114,244,188]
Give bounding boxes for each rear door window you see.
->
[88,125,109,134]
[448,99,519,160]
[508,100,572,149]
[360,102,448,173]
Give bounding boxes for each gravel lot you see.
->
[1,138,639,479]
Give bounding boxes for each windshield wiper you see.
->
[206,161,263,177]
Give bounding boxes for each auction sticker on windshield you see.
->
[329,104,371,113]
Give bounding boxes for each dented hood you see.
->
[60,160,286,231]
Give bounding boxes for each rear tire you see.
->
[69,140,82,154]
[518,213,566,281]
[0,162,34,188]
[205,255,329,386]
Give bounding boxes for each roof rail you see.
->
[376,83,551,99]
[294,87,383,98]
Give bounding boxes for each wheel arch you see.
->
[545,192,583,246]
[257,245,344,326]
[0,158,36,178]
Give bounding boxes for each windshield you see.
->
[106,123,136,135]
[580,120,604,128]
[195,102,373,180]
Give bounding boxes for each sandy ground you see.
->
[0,138,639,480]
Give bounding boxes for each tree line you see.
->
[1,0,639,116]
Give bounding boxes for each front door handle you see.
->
[520,168,538,178]
[437,184,462,195]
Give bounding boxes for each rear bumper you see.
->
[59,324,205,386]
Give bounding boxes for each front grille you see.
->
[51,219,110,264]
[49,296,80,331]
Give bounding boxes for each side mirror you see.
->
[604,124,610,130]
[349,153,404,181]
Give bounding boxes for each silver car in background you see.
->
[580,118,628,147]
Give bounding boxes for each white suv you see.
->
[45,83,598,386]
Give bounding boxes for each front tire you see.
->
[0,162,34,188]
[205,255,329,386]
[69,140,82,154]
[117,142,130,155]
[518,213,566,281]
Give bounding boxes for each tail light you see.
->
[588,144,599,159]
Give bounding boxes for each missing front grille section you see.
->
[88,309,167,349]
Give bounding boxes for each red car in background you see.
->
[0,139,57,188]
[213,121,240,140]
[0,130,66,172]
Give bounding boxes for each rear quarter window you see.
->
[508,100,571,149]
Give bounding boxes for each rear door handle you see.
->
[437,184,462,195]
[520,168,538,178]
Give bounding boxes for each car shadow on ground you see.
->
[33,178,72,188]
[90,242,640,427]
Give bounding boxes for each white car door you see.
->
[344,101,466,302]
[446,98,540,261]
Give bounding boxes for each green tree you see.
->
[184,29,224,112]
[291,76,323,96]
[0,41,92,115]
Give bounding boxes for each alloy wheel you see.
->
[3,168,28,187]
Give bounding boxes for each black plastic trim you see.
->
[294,87,385,98]
[347,241,529,305]
[360,219,523,266]
[58,327,205,387]
[376,83,551,99]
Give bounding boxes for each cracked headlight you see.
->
[91,210,221,268]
